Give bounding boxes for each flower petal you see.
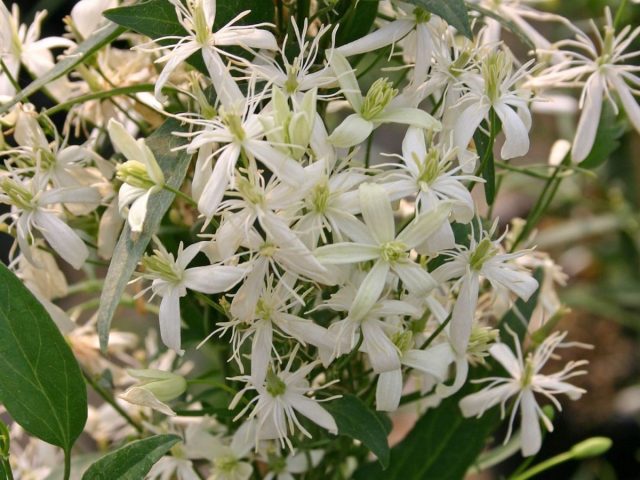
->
[376,369,403,412]
[359,182,395,243]
[328,114,373,148]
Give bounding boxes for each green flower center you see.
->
[0,179,34,210]
[392,331,414,354]
[361,78,397,120]
[116,160,157,190]
[413,7,432,24]
[214,455,239,473]
[380,241,407,263]
[221,109,246,142]
[482,51,511,103]
[142,254,182,283]
[266,370,287,397]
[469,238,498,271]
[310,179,331,213]
[235,176,264,206]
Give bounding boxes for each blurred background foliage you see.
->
[2,0,640,478]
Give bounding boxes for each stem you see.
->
[510,153,571,251]
[0,59,21,94]
[42,84,156,116]
[614,0,628,29]
[419,313,452,350]
[510,451,574,480]
[163,184,198,208]
[364,131,374,168]
[82,370,144,433]
[63,450,71,480]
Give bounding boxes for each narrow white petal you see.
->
[493,102,530,159]
[397,203,451,248]
[361,320,401,373]
[314,243,380,264]
[108,118,144,161]
[251,320,272,386]
[393,262,437,295]
[288,394,337,434]
[359,183,395,243]
[520,390,542,456]
[376,369,403,412]
[572,74,604,163]
[128,190,152,233]
[33,212,88,270]
[450,273,480,355]
[349,261,390,321]
[489,343,522,379]
[328,114,373,148]
[459,383,516,418]
[328,51,363,111]
[246,140,306,185]
[198,144,240,218]
[159,288,184,354]
[336,20,414,57]
[375,107,441,131]
[183,265,245,294]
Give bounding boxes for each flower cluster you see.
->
[1,0,635,477]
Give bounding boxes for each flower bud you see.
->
[119,368,187,416]
[570,437,612,459]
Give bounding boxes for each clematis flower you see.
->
[531,8,640,162]
[0,3,75,102]
[452,49,533,170]
[139,239,246,354]
[459,330,588,456]
[327,51,441,148]
[0,173,99,269]
[230,357,337,450]
[336,1,443,86]
[383,127,481,253]
[315,182,450,321]
[144,0,277,106]
[108,118,165,234]
[432,225,538,355]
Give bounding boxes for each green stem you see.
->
[419,313,452,350]
[510,451,574,480]
[82,370,144,433]
[495,161,554,180]
[63,450,71,480]
[614,0,628,29]
[163,184,198,208]
[0,59,21,94]
[510,153,571,251]
[42,84,155,116]
[364,131,375,168]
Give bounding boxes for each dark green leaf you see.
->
[0,263,87,453]
[334,0,381,47]
[97,119,192,352]
[406,0,472,39]
[0,23,124,115]
[324,394,391,468]
[579,102,625,169]
[355,275,542,479]
[82,435,181,480]
[474,110,501,205]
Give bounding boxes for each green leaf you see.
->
[324,394,391,469]
[406,0,472,39]
[334,0,381,47]
[354,275,542,480]
[97,119,192,352]
[579,102,625,169]
[0,23,124,115]
[82,435,181,480]
[474,110,501,205]
[0,263,87,453]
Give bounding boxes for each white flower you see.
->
[432,225,538,354]
[336,2,443,85]
[327,51,441,148]
[383,127,480,253]
[140,239,246,354]
[0,173,99,269]
[146,0,277,105]
[315,182,449,321]
[532,8,640,162]
[230,358,337,450]
[452,49,533,170]
[250,20,336,99]
[185,99,306,220]
[0,3,75,102]
[459,330,588,456]
[69,0,118,40]
[376,331,455,411]
[207,423,254,480]
[263,448,324,480]
[108,118,165,233]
